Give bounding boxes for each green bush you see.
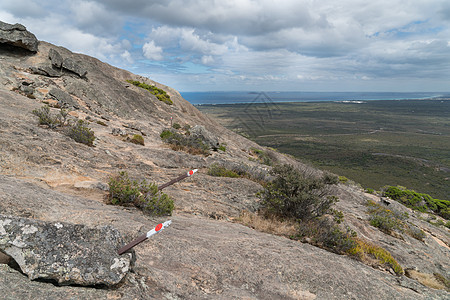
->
[297,217,357,254]
[172,123,181,130]
[250,147,273,166]
[383,186,449,219]
[367,200,407,235]
[127,80,173,105]
[160,129,209,155]
[130,134,145,146]
[406,225,426,242]
[259,164,338,221]
[108,171,174,216]
[365,188,375,194]
[218,144,227,152]
[338,176,349,184]
[32,106,60,128]
[208,164,240,178]
[66,120,95,146]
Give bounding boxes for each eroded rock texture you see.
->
[0,214,132,286]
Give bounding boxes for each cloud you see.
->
[143,41,164,61]
[1,0,449,92]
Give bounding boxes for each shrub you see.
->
[367,200,407,235]
[296,217,357,254]
[96,120,107,126]
[172,123,181,130]
[338,176,349,184]
[66,119,95,146]
[108,171,174,216]
[406,225,426,242]
[383,186,449,219]
[208,164,240,178]
[32,106,59,128]
[365,188,375,194]
[218,144,227,152]
[127,80,173,105]
[160,129,209,156]
[250,147,273,166]
[130,134,145,146]
[259,164,338,221]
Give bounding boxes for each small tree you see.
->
[259,164,338,221]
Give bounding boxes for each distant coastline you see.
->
[181,91,450,105]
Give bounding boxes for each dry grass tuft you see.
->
[405,270,447,290]
[236,210,297,237]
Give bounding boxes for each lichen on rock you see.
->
[0,214,133,287]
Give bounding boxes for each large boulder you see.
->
[62,57,88,78]
[0,21,38,52]
[0,214,133,286]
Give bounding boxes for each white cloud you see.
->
[143,41,164,61]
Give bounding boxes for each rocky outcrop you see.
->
[62,57,88,78]
[0,21,38,52]
[48,88,78,108]
[191,125,220,150]
[49,48,63,68]
[0,214,133,286]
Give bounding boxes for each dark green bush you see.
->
[160,129,209,155]
[406,225,426,241]
[172,123,181,130]
[208,164,240,178]
[259,164,338,221]
[32,106,59,128]
[296,217,357,254]
[383,186,449,219]
[250,147,273,166]
[108,171,174,216]
[367,200,407,234]
[127,80,173,105]
[66,120,95,146]
[130,134,145,146]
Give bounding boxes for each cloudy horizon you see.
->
[1,0,449,92]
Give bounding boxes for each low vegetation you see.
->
[383,186,449,219]
[235,163,403,275]
[207,162,270,184]
[249,147,273,166]
[258,164,338,221]
[348,238,403,275]
[207,164,240,178]
[107,171,174,216]
[127,80,172,105]
[367,200,426,241]
[129,134,145,146]
[160,129,209,156]
[67,120,95,147]
[32,105,95,146]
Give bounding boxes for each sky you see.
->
[1,0,450,92]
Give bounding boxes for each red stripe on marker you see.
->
[155,223,163,231]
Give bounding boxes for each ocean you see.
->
[180,91,448,105]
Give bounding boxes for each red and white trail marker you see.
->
[118,220,172,255]
[158,169,198,190]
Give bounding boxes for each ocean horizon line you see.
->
[180,91,450,105]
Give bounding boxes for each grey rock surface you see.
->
[48,88,78,108]
[48,48,63,68]
[30,65,62,77]
[0,20,38,52]
[0,214,133,286]
[62,57,88,78]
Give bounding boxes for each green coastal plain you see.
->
[197,99,450,200]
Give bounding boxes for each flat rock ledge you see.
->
[0,214,133,287]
